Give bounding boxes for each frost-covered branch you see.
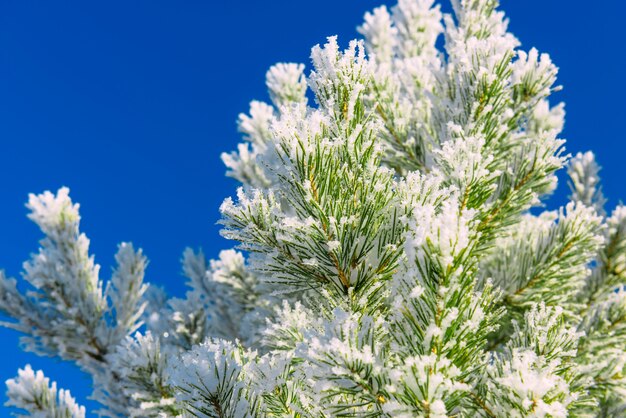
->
[5,365,85,418]
[568,151,607,215]
[0,188,148,416]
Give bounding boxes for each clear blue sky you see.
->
[0,0,624,413]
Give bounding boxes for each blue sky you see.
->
[0,0,624,413]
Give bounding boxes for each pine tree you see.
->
[2,0,625,416]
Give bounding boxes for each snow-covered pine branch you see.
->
[2,0,625,416]
[6,365,85,418]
